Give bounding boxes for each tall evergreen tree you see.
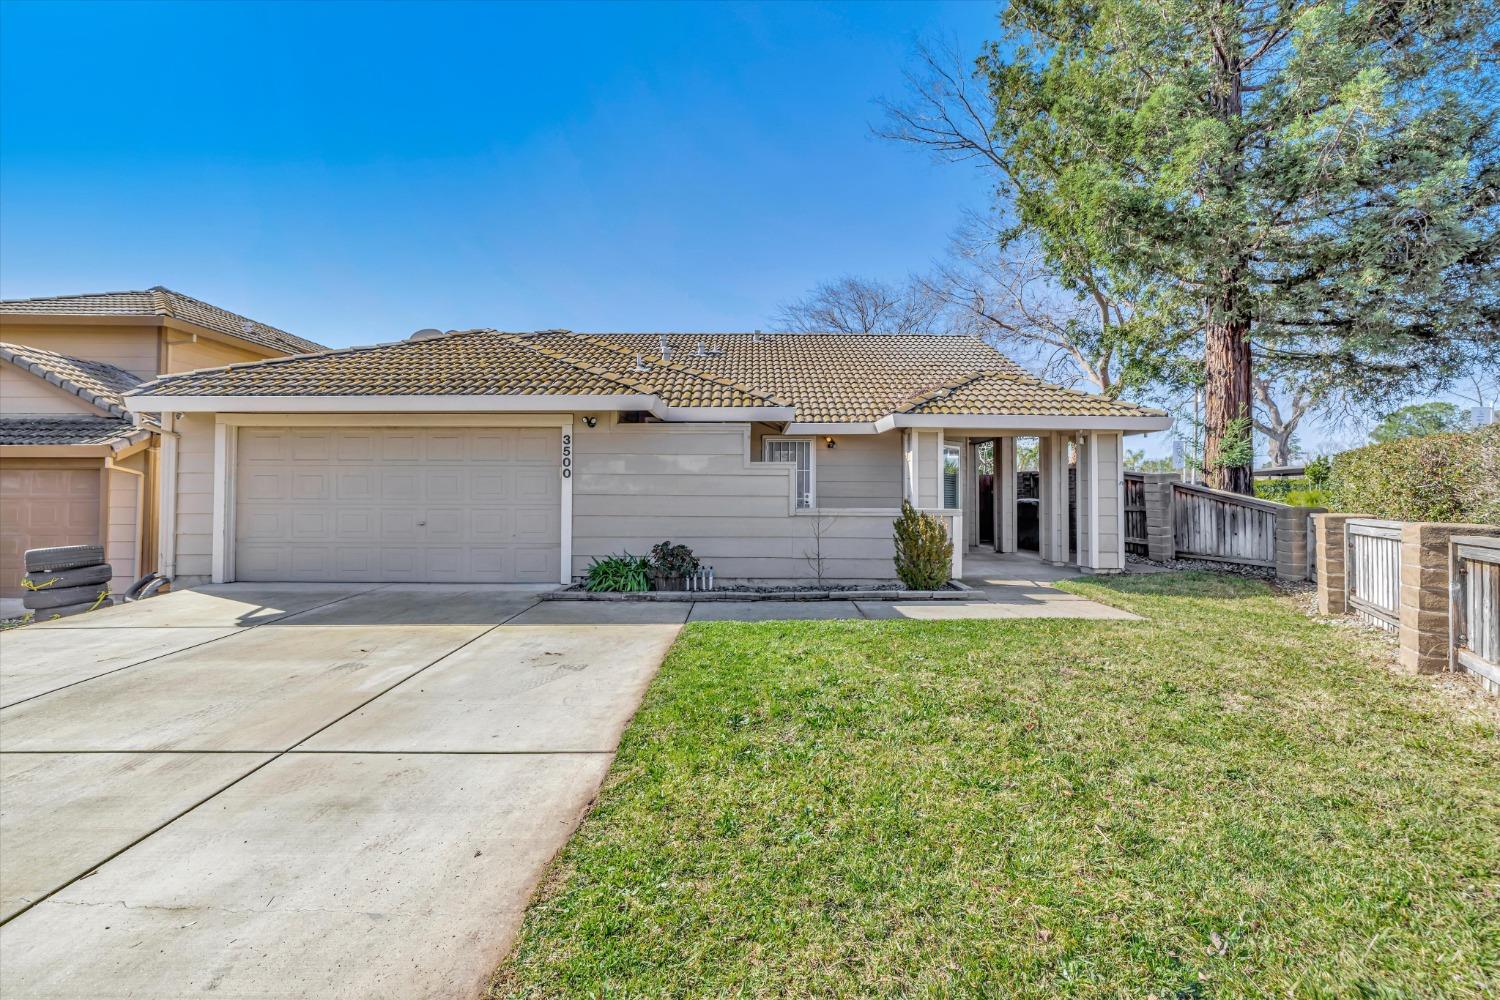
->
[975,0,1499,492]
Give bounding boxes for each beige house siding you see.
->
[816,433,903,509]
[105,450,146,591]
[166,336,271,373]
[0,365,101,415]
[171,412,216,581]
[0,323,161,380]
[914,430,942,507]
[572,418,897,581]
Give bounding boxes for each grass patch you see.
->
[492,573,1499,998]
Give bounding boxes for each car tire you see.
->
[32,597,114,621]
[24,544,106,573]
[22,582,110,611]
[21,563,112,591]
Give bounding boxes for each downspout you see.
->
[155,412,180,579]
[104,453,146,582]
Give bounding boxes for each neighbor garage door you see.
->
[0,463,102,598]
[233,427,561,583]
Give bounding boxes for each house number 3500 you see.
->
[561,432,572,478]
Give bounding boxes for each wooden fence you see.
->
[1452,535,1500,695]
[1346,519,1403,631]
[1122,473,1148,557]
[1171,481,1279,566]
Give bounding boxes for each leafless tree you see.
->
[923,215,1139,394]
[773,275,959,334]
[876,42,1184,398]
[1250,374,1331,467]
[1453,360,1500,410]
[802,512,839,586]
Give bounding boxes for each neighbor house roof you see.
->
[1,341,143,417]
[0,342,156,451]
[0,287,327,356]
[0,415,149,449]
[124,329,1168,428]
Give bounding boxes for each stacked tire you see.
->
[22,545,113,620]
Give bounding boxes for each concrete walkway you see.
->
[0,583,681,999]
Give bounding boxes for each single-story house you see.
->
[121,329,1170,587]
[0,289,326,598]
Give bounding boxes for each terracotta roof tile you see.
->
[126,330,1164,424]
[899,370,1154,417]
[0,287,326,355]
[130,330,651,398]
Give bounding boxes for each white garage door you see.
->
[234,427,561,583]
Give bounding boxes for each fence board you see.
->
[1453,536,1500,695]
[1170,482,1277,566]
[1122,472,1148,556]
[1346,519,1401,630]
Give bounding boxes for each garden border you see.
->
[543,582,974,602]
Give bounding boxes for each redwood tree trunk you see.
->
[1204,316,1254,494]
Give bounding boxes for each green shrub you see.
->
[892,501,953,590]
[1254,477,1330,508]
[583,553,651,592]
[1326,425,1498,524]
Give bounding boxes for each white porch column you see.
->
[1076,430,1125,574]
[1076,431,1097,571]
[997,436,1016,553]
[1038,433,1070,566]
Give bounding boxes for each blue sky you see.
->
[0,0,998,347]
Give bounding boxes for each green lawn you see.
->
[491,574,1499,998]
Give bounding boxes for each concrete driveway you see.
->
[0,583,683,999]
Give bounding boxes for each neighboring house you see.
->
[0,289,326,599]
[122,329,1170,587]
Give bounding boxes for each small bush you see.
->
[1326,425,1498,524]
[583,553,651,592]
[893,501,953,590]
[649,541,699,579]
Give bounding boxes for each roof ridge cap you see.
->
[506,335,657,394]
[570,334,790,405]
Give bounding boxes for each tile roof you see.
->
[898,371,1154,417]
[127,329,1165,424]
[1,341,144,417]
[130,330,655,398]
[0,415,149,449]
[0,287,327,356]
[582,333,1034,422]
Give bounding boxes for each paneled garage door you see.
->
[0,464,101,598]
[234,427,561,583]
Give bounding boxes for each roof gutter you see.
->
[124,393,661,414]
[891,413,1172,433]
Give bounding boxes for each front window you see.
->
[765,437,814,509]
[943,443,961,509]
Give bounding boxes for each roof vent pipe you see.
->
[633,353,650,372]
[657,334,672,360]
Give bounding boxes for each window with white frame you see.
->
[764,436,814,509]
[943,442,961,509]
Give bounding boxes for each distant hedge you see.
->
[1326,425,1499,525]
